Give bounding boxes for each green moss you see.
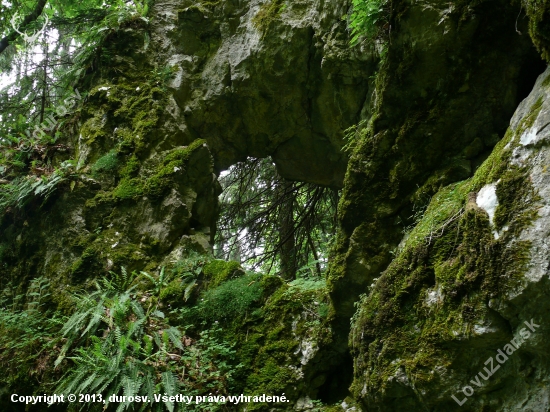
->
[112,177,144,200]
[330,5,547,326]
[80,113,108,145]
[175,267,332,404]
[350,100,542,401]
[159,278,187,305]
[524,96,544,130]
[493,166,540,232]
[245,357,296,396]
[143,139,206,199]
[199,273,264,322]
[70,245,101,278]
[259,275,284,297]
[86,139,206,205]
[403,91,544,253]
[202,259,242,288]
[91,150,119,176]
[84,190,114,208]
[69,230,149,280]
[524,0,550,61]
[252,0,285,32]
[356,198,531,390]
[120,155,141,179]
[78,77,168,172]
[242,278,332,399]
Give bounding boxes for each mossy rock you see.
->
[159,278,190,307]
[525,0,550,61]
[349,69,547,411]
[202,259,244,288]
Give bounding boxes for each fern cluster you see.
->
[144,253,210,305]
[0,160,75,214]
[1,257,245,411]
[55,268,239,412]
[0,278,62,390]
[348,0,389,45]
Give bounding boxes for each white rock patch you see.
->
[520,127,538,146]
[294,338,317,365]
[476,183,499,226]
[425,286,444,307]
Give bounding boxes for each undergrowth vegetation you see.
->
[0,250,333,411]
[55,268,239,412]
[0,160,75,215]
[0,277,62,391]
[195,274,264,323]
[0,261,244,412]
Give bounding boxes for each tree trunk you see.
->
[39,30,48,124]
[278,179,296,280]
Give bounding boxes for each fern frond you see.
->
[183,279,197,302]
[164,327,184,350]
[161,371,178,412]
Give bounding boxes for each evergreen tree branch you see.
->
[0,0,48,55]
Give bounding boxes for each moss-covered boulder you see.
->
[176,273,336,411]
[329,0,545,324]
[349,66,550,412]
[203,259,244,288]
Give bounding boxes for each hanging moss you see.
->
[524,0,550,61]
[493,166,540,233]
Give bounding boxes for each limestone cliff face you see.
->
[350,66,550,412]
[0,0,371,301]
[0,0,369,408]
[2,0,550,410]
[151,0,372,187]
[329,0,544,322]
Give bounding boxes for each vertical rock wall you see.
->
[329,0,544,333]
[349,64,550,412]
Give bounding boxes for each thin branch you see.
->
[0,0,49,55]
